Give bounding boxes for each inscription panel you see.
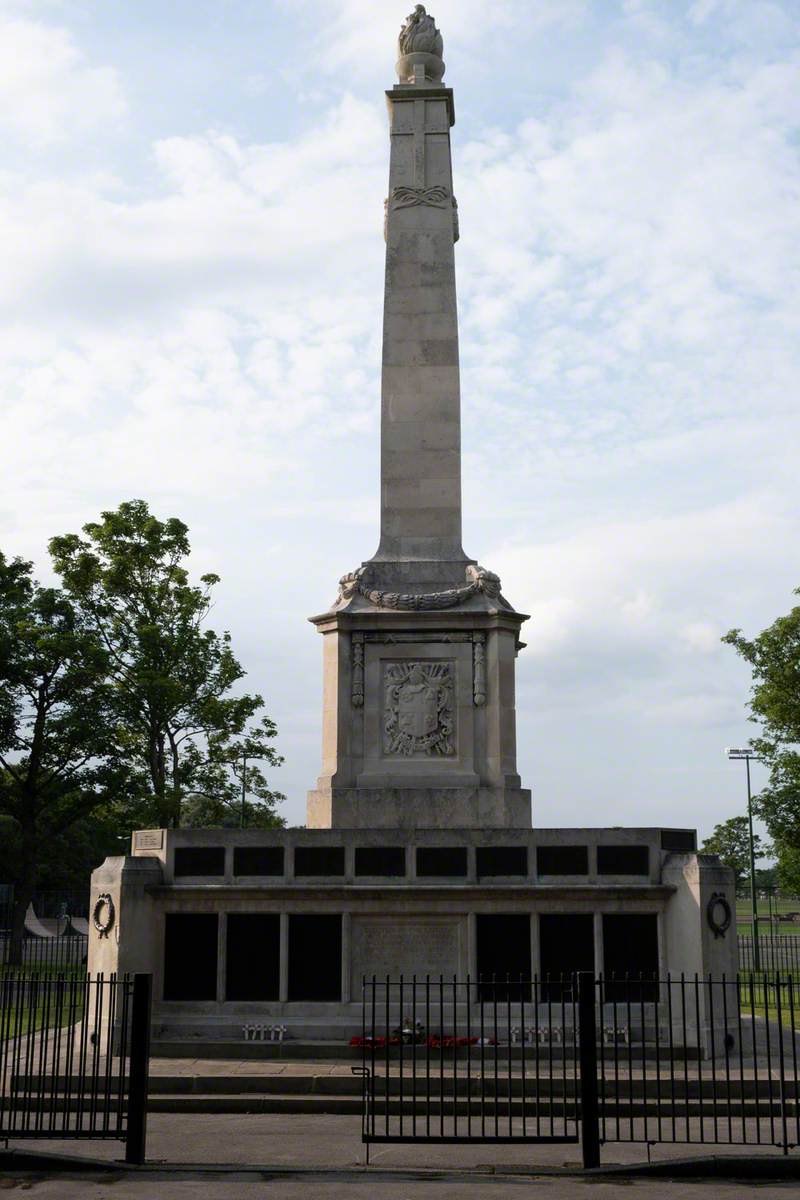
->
[351,917,464,990]
[133,829,164,851]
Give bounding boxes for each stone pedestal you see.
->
[307,608,530,828]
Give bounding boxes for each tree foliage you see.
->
[723,590,800,852]
[773,840,800,896]
[0,553,130,957]
[50,500,284,830]
[700,815,765,889]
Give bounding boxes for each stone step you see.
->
[150,1038,702,1062]
[1,1094,795,1118]
[13,1073,798,1102]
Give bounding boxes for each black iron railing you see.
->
[739,935,800,973]
[358,976,583,1158]
[596,973,799,1154]
[359,973,800,1167]
[0,935,88,977]
[0,973,152,1163]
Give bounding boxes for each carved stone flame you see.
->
[398,6,444,58]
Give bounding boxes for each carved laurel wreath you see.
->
[338,565,502,611]
[93,893,115,939]
[706,892,732,940]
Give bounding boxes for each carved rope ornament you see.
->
[93,893,116,939]
[391,185,450,210]
[706,892,732,939]
[338,564,503,611]
[386,188,459,243]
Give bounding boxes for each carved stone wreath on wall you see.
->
[384,662,454,756]
[707,892,732,939]
[93,893,115,939]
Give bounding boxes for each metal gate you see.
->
[0,972,152,1163]
[359,972,800,1168]
[357,975,590,1160]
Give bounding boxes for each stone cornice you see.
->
[148,884,676,903]
[308,608,529,633]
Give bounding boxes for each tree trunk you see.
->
[168,730,181,829]
[8,830,37,968]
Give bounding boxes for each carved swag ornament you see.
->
[384,662,454,756]
[338,564,503,611]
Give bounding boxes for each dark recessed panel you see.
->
[233,846,285,877]
[173,847,225,877]
[416,847,468,877]
[476,914,531,1001]
[226,914,280,1001]
[354,846,406,877]
[660,830,697,852]
[288,914,342,1001]
[602,914,659,1002]
[597,845,650,876]
[294,847,346,876]
[163,913,218,1001]
[536,845,589,876]
[539,914,594,1002]
[476,846,528,877]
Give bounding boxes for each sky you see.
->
[2,0,799,838]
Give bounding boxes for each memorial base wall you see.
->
[88,826,737,1047]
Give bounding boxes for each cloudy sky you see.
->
[3,0,798,836]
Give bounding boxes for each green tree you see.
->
[700,815,765,890]
[50,500,284,830]
[0,554,130,962]
[723,590,800,857]
[773,840,800,896]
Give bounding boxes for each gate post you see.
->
[578,972,600,1169]
[125,973,152,1165]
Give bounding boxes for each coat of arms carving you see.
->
[384,662,454,756]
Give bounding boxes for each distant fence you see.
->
[0,935,88,977]
[0,972,152,1163]
[360,973,800,1167]
[739,935,800,973]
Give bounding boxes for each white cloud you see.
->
[1,2,798,830]
[0,16,125,144]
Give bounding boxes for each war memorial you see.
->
[88,7,737,1050]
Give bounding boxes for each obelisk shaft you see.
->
[307,13,531,832]
[373,81,467,580]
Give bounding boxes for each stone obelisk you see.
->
[308,7,531,829]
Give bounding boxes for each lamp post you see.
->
[726,747,760,971]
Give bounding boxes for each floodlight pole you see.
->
[743,752,760,971]
[727,748,761,971]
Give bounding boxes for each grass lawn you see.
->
[0,969,87,1038]
[736,895,800,933]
